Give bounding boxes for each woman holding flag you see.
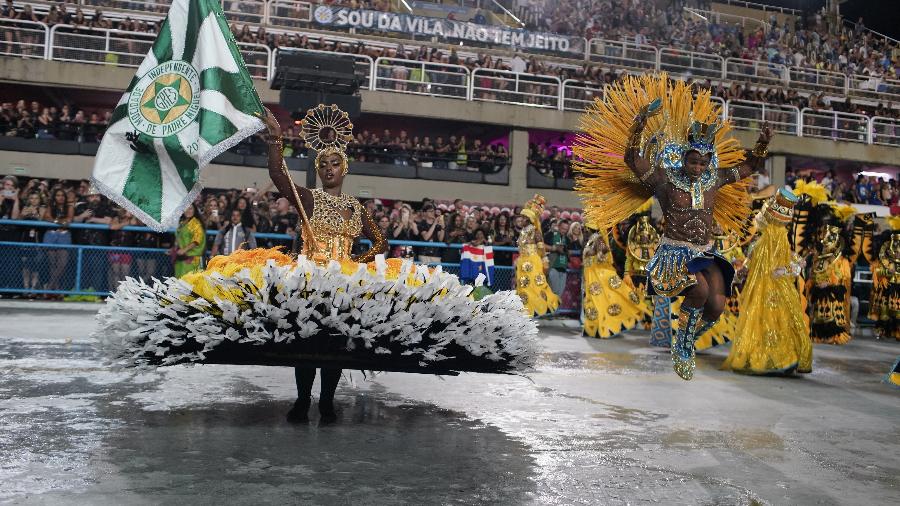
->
[262,104,389,423]
[94,0,540,427]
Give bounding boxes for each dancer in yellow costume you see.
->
[864,216,900,340]
[574,73,766,380]
[582,227,650,338]
[805,203,858,345]
[723,189,812,375]
[515,194,560,316]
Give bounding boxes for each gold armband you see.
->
[751,141,769,158]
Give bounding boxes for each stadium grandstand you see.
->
[2,0,900,301]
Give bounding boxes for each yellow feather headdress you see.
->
[793,180,830,206]
[829,202,857,224]
[573,73,750,235]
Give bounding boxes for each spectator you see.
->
[173,203,206,277]
[544,218,570,297]
[16,190,44,297]
[41,188,74,297]
[212,208,256,256]
[0,175,19,242]
[416,202,444,264]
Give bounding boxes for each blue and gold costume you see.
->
[574,74,764,380]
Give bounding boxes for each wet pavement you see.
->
[1,302,898,505]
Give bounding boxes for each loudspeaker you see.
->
[280,90,361,120]
[272,49,359,95]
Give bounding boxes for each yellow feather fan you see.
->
[573,73,751,235]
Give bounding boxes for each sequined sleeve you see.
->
[624,117,664,189]
[353,208,388,263]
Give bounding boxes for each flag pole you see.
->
[280,159,320,258]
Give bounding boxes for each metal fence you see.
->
[0,220,581,314]
[3,2,894,105]
[4,10,900,148]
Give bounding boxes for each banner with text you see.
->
[312,6,584,55]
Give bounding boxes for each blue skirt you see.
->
[647,243,735,297]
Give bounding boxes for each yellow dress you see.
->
[515,224,559,316]
[723,217,812,374]
[582,233,649,338]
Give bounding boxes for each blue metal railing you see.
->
[0,219,583,313]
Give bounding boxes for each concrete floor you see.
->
[1,302,898,505]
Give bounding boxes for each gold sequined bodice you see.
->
[517,224,544,256]
[880,242,900,283]
[303,189,364,262]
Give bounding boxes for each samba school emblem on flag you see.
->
[92,0,265,231]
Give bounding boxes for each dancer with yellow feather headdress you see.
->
[574,73,771,380]
[865,215,900,340]
[515,194,560,316]
[804,201,858,345]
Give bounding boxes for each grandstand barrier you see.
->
[725,100,801,136]
[561,79,602,112]
[267,0,313,28]
[659,47,725,80]
[471,68,560,109]
[714,0,801,16]
[0,220,583,314]
[799,108,870,144]
[5,15,900,122]
[870,116,900,147]
[848,73,900,104]
[683,7,770,33]
[0,18,49,59]
[587,38,658,72]
[724,57,787,87]
[373,57,470,99]
[4,2,897,105]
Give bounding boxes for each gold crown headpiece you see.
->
[300,104,354,152]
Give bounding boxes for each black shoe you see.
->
[318,400,338,423]
[286,398,310,423]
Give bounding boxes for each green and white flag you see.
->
[92,0,264,231]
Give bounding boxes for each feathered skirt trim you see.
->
[95,249,540,375]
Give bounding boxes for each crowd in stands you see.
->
[0,100,110,141]
[5,1,900,117]
[785,168,900,207]
[0,174,584,269]
[518,0,900,81]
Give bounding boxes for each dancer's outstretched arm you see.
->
[721,123,774,184]
[624,99,664,189]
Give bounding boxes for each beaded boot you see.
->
[672,305,703,380]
